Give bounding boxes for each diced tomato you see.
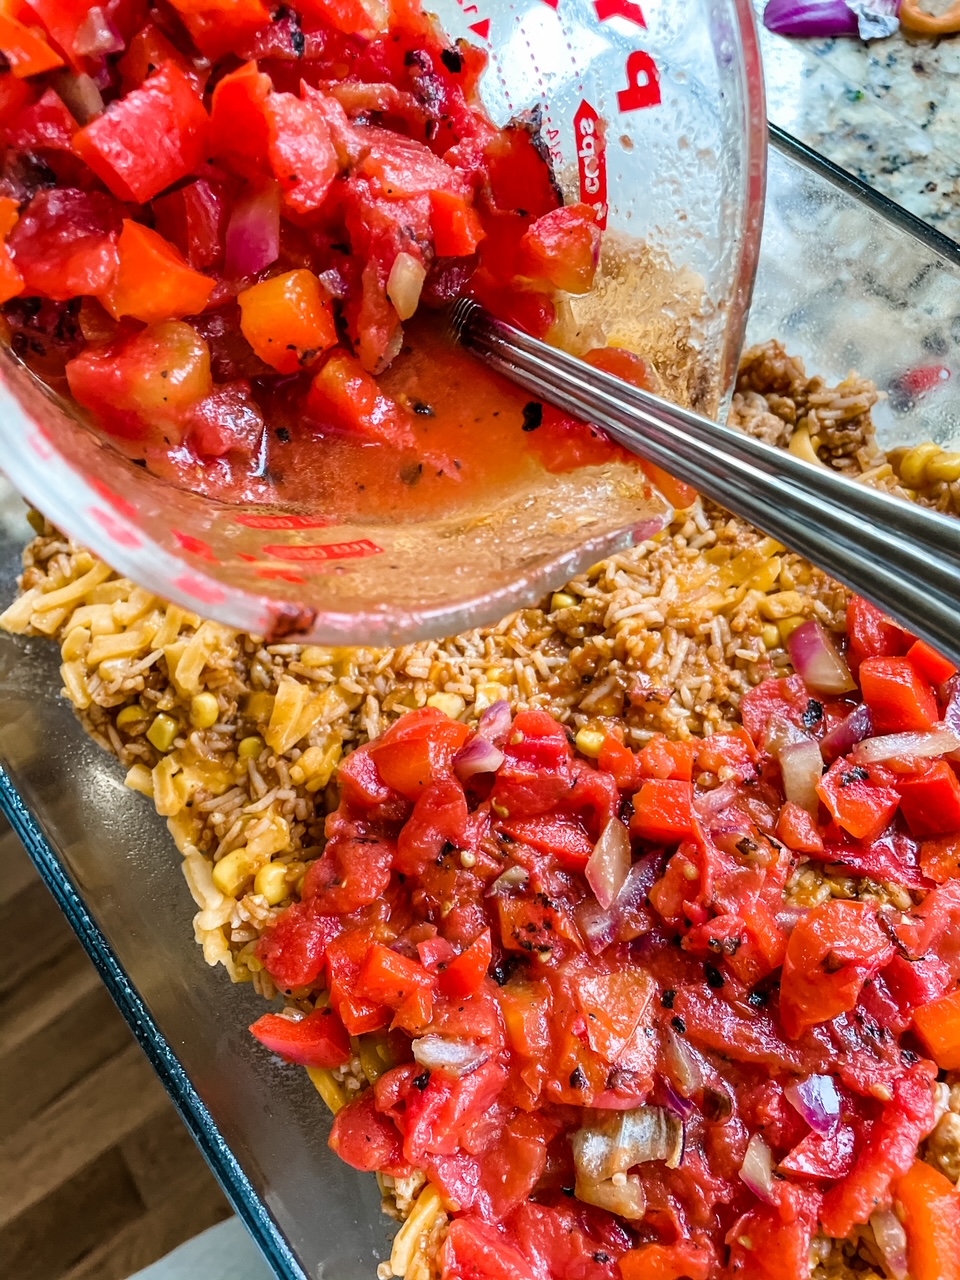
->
[907,637,958,686]
[846,595,914,673]
[74,63,209,203]
[355,944,435,1010]
[921,833,960,883]
[238,270,337,375]
[186,380,264,460]
[620,1242,713,1280]
[209,60,272,180]
[859,656,939,734]
[0,72,33,125]
[329,1088,409,1176]
[8,187,120,300]
[256,900,342,990]
[779,899,895,1039]
[0,195,23,305]
[516,203,599,295]
[820,1063,935,1237]
[636,735,697,782]
[740,674,813,749]
[597,734,640,789]
[777,801,825,853]
[249,1006,351,1068]
[265,90,338,214]
[4,87,76,154]
[368,710,470,799]
[166,0,272,62]
[118,22,203,95]
[21,0,93,69]
[631,778,696,844]
[883,952,952,1016]
[468,268,556,340]
[152,178,226,271]
[66,319,211,444]
[499,813,594,871]
[326,928,391,1035]
[913,986,960,1069]
[302,834,395,915]
[725,902,788,987]
[893,1159,960,1280]
[483,122,562,220]
[104,220,214,324]
[780,1125,856,1180]
[816,755,900,844]
[725,1207,815,1280]
[307,349,417,450]
[695,727,758,781]
[440,1217,538,1280]
[897,761,960,839]
[430,189,485,257]
[438,929,492,999]
[299,0,387,38]
[0,12,63,77]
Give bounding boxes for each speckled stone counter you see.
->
[755,0,960,236]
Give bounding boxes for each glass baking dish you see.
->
[2,128,960,1280]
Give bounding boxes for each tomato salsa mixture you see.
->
[251,598,960,1280]
[0,0,681,515]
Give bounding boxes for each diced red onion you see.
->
[869,1208,909,1280]
[788,620,856,695]
[55,71,104,124]
[412,1036,487,1077]
[586,818,632,910]
[386,251,426,321]
[575,897,617,955]
[779,739,823,814]
[820,703,873,764]
[854,727,960,764]
[693,778,739,820]
[663,1026,704,1099]
[785,1073,841,1136]
[486,866,528,896]
[660,1077,699,1120]
[575,1174,647,1220]
[739,1133,776,1203]
[476,700,512,742]
[763,0,859,36]
[763,713,811,757]
[453,736,504,783]
[74,6,125,56]
[225,183,281,279]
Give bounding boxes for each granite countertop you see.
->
[755,0,960,235]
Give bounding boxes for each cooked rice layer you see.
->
[4,342,959,1280]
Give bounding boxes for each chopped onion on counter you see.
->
[779,738,824,814]
[787,620,856,695]
[854,727,960,764]
[412,1036,487,1077]
[453,736,504,782]
[738,1133,776,1203]
[585,817,632,909]
[785,1073,842,1135]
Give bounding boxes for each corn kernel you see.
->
[212,848,256,896]
[761,625,781,650]
[254,860,290,906]
[189,691,220,729]
[427,692,465,719]
[473,682,504,713]
[307,1066,348,1113]
[926,451,960,483]
[238,734,264,759]
[758,591,806,621]
[116,703,147,730]
[146,712,178,752]
[898,441,942,489]
[575,727,605,758]
[551,591,577,611]
[778,615,807,643]
[459,850,477,868]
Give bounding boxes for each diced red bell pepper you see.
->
[249,1006,351,1068]
[118,22,204,95]
[846,595,914,673]
[166,0,272,62]
[913,986,960,1069]
[307,349,417,450]
[4,87,76,153]
[208,60,272,180]
[816,755,900,844]
[430,189,485,258]
[329,1088,409,1176]
[152,178,226,271]
[66,319,212,444]
[517,203,600,295]
[776,801,825,853]
[635,734,696,782]
[256,900,342,989]
[265,90,338,215]
[908,637,958,686]
[499,813,594,871]
[725,1207,815,1280]
[883,952,952,1015]
[0,12,63,77]
[893,1159,960,1280]
[8,187,121,300]
[619,1242,712,1280]
[631,778,696,844]
[597,734,640,790]
[725,902,788,987]
[74,62,209,203]
[355,944,435,1011]
[21,0,93,70]
[0,72,33,125]
[0,195,23,305]
[238,269,337,375]
[104,219,214,324]
[779,899,895,1039]
[898,760,960,839]
[920,833,960,883]
[438,929,492,1000]
[468,268,556,340]
[326,929,391,1035]
[859,656,939,734]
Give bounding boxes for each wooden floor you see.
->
[0,825,231,1279]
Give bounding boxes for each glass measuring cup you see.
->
[0,0,766,643]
